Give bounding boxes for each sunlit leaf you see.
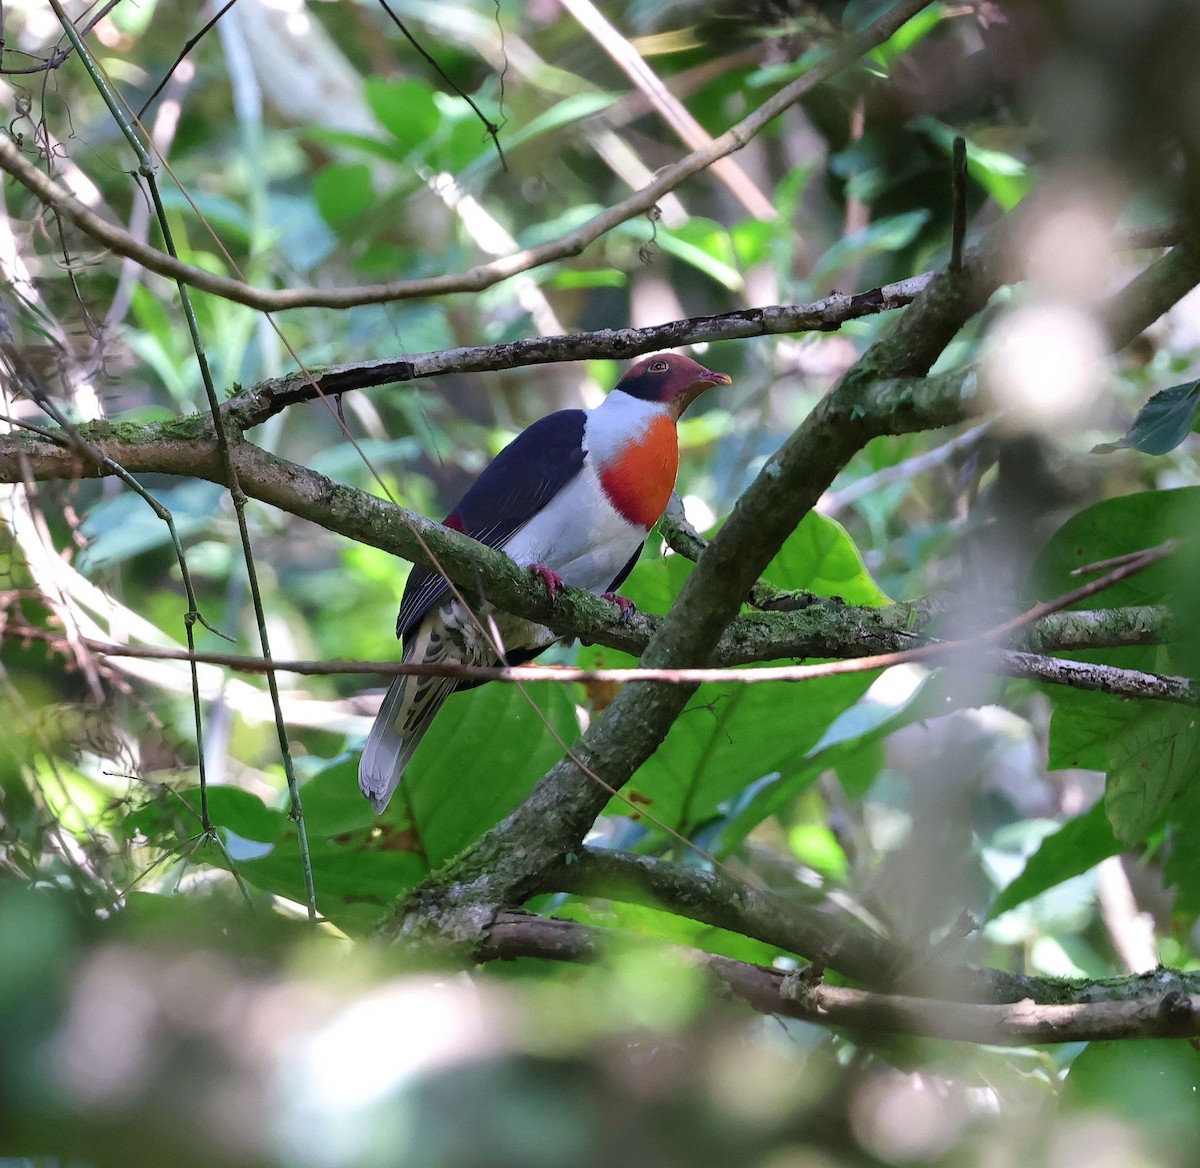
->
[988,800,1121,919]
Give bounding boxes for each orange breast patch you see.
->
[597,414,679,530]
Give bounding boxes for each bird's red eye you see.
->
[649,360,668,372]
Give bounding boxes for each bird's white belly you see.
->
[501,462,646,593]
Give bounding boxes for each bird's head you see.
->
[614,353,731,418]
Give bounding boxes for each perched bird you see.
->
[358,352,731,813]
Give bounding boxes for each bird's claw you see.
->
[529,562,566,599]
[602,592,637,623]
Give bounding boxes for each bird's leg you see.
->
[601,592,637,624]
[529,562,566,599]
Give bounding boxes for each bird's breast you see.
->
[596,414,679,531]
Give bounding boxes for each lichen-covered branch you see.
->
[479,913,1200,1045]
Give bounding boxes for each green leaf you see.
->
[185,786,285,842]
[1028,486,1200,656]
[915,116,1031,210]
[622,673,872,837]
[988,800,1121,919]
[312,162,374,226]
[366,77,441,154]
[499,93,616,153]
[1093,379,1200,455]
[78,480,224,571]
[809,211,931,288]
[401,681,582,867]
[654,219,744,292]
[1105,705,1200,845]
[1063,1040,1200,1156]
[761,511,890,606]
[1046,688,1147,771]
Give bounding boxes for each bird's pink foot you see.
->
[602,592,637,623]
[529,562,566,599]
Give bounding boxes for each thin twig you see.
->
[47,0,318,922]
[949,135,967,272]
[14,628,1191,706]
[985,539,1179,641]
[136,0,239,119]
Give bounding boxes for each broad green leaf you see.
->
[181,786,286,843]
[1063,1041,1200,1156]
[619,673,872,836]
[366,77,441,154]
[714,668,972,853]
[987,800,1121,919]
[401,681,582,866]
[761,511,890,606]
[1030,488,1200,608]
[313,162,374,226]
[1105,706,1200,845]
[1093,379,1200,455]
[1029,488,1200,750]
[1046,689,1148,771]
[1163,773,1200,912]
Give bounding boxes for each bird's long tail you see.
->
[358,622,459,814]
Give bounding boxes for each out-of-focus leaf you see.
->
[809,211,931,288]
[78,481,225,571]
[366,77,441,154]
[313,162,374,226]
[987,800,1121,919]
[1093,379,1200,455]
[916,116,1031,210]
[1105,705,1200,845]
[497,93,616,153]
[1063,1040,1200,1157]
[655,219,744,292]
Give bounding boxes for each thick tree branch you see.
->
[480,913,1200,1045]
[541,848,1045,1004]
[0,0,933,312]
[381,218,1200,941]
[377,212,1026,942]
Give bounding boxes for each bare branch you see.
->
[15,626,1194,706]
[224,277,935,428]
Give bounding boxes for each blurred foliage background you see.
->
[3,0,1200,1164]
